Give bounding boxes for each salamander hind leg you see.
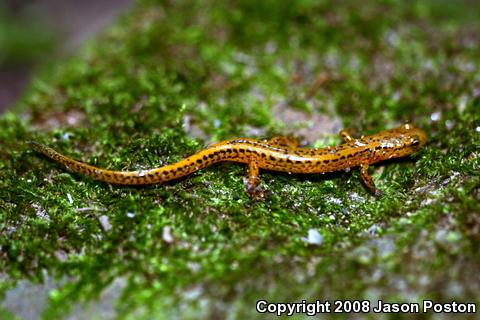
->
[339,130,354,142]
[360,163,382,196]
[245,160,265,199]
[266,136,300,148]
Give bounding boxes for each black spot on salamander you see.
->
[340,155,346,159]
[269,155,275,161]
[323,159,330,164]
[203,155,208,160]
[196,159,203,164]
[332,158,339,162]
[286,159,293,163]
[295,160,302,164]
[239,148,245,153]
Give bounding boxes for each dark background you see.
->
[0,0,132,114]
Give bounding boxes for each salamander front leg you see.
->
[266,136,300,148]
[339,130,354,142]
[360,163,382,196]
[245,160,264,199]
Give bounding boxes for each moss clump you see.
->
[1,0,479,319]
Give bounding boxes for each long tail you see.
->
[29,141,223,185]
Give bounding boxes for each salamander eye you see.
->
[411,139,420,147]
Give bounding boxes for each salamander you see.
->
[30,123,427,197]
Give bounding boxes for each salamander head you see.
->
[396,123,427,149]
[377,123,427,158]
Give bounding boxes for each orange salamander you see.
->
[30,124,427,197]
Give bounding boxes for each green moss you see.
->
[0,5,55,66]
[1,0,480,318]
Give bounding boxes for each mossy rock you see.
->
[1,1,479,319]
